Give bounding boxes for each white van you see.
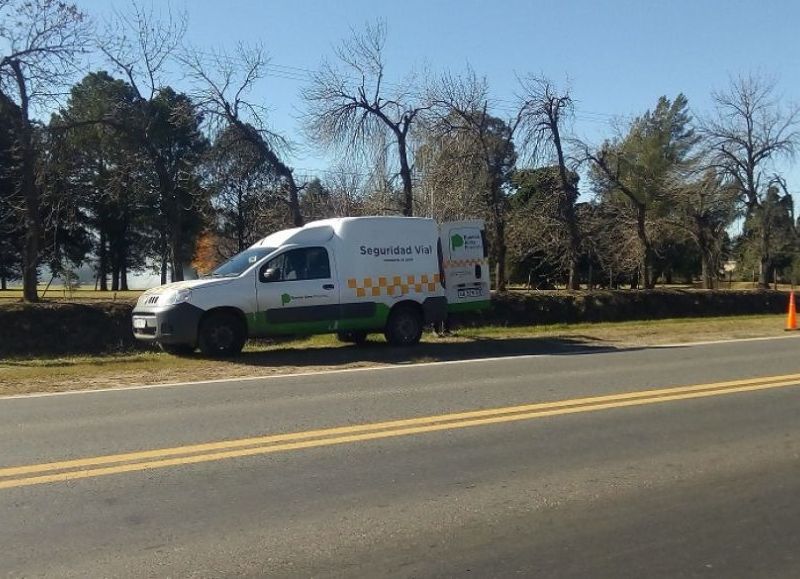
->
[132,217,489,356]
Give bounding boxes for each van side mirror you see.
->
[260,267,280,283]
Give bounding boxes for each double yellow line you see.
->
[2,372,800,490]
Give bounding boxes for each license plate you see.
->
[458,288,483,298]
[133,318,147,329]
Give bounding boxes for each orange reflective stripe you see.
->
[346,274,442,297]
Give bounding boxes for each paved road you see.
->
[1,336,800,577]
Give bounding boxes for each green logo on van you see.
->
[281,293,292,306]
[450,233,464,251]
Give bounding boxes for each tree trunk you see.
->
[701,255,714,289]
[1,275,6,291]
[567,255,579,291]
[397,132,413,217]
[98,230,108,291]
[237,191,246,253]
[160,233,168,285]
[20,164,39,301]
[9,61,40,302]
[285,170,304,227]
[119,206,129,291]
[758,255,770,289]
[698,233,715,290]
[170,211,183,281]
[19,132,39,300]
[487,178,507,292]
[171,226,184,282]
[494,217,506,292]
[758,224,770,289]
[635,204,654,289]
[119,240,128,291]
[148,151,185,283]
[111,232,120,291]
[552,120,580,290]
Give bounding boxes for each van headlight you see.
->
[161,288,193,305]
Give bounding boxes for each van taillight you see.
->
[436,239,446,288]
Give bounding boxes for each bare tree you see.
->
[100,2,185,102]
[303,20,428,216]
[322,162,367,217]
[428,69,529,291]
[416,132,487,222]
[506,166,582,288]
[582,139,656,288]
[580,201,641,288]
[506,194,568,289]
[0,0,89,301]
[703,74,799,287]
[517,75,581,289]
[181,45,304,227]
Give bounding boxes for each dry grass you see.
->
[456,314,786,344]
[0,314,789,397]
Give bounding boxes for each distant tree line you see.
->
[1,1,798,301]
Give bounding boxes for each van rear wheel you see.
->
[198,312,246,357]
[385,305,423,346]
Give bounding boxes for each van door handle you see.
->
[323,284,335,290]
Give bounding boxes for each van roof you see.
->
[251,216,436,248]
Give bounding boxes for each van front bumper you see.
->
[132,303,204,345]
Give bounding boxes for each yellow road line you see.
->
[3,371,798,479]
[1,373,799,490]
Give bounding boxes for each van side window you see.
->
[260,247,331,282]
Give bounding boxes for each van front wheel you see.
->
[385,306,423,346]
[198,312,246,357]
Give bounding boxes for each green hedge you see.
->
[0,301,142,357]
[0,290,790,357]
[455,289,789,326]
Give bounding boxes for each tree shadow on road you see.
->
[225,334,636,370]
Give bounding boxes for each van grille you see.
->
[145,295,159,305]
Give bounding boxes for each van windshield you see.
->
[209,247,275,277]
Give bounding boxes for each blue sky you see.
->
[79,0,800,190]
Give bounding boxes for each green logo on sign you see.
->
[281,293,292,306]
[451,233,464,251]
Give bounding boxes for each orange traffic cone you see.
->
[786,291,797,331]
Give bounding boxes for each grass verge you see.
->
[0,314,789,397]
[0,288,142,302]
